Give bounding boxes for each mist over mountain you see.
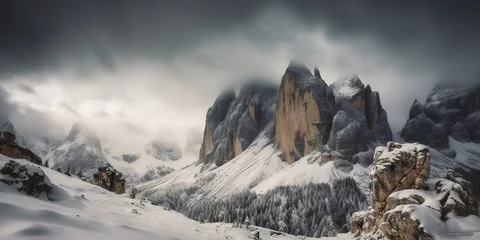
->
[1,1,480,240]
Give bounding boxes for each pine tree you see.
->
[43,160,49,168]
[65,165,71,176]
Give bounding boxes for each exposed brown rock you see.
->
[0,139,42,165]
[379,206,434,240]
[275,63,335,164]
[93,163,125,194]
[371,142,429,218]
[350,142,479,240]
[0,160,52,197]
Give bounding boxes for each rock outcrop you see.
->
[327,77,392,164]
[0,160,52,197]
[0,122,42,165]
[401,85,480,148]
[93,163,125,194]
[48,122,108,178]
[350,142,479,240]
[275,63,335,163]
[199,81,277,167]
[371,142,430,222]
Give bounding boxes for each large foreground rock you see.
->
[371,142,430,220]
[350,142,480,240]
[0,160,52,197]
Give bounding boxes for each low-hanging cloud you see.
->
[0,0,479,151]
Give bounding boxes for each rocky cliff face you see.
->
[199,81,277,167]
[327,77,392,163]
[350,142,479,240]
[48,122,108,178]
[0,122,42,165]
[401,85,480,149]
[370,142,430,223]
[275,63,335,164]
[93,163,125,194]
[199,63,392,167]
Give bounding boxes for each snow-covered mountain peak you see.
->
[330,75,364,100]
[47,122,106,178]
[65,121,100,145]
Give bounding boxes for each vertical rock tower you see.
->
[199,82,278,167]
[275,63,335,164]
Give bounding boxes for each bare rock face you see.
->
[199,81,277,167]
[371,142,430,219]
[0,139,42,165]
[93,163,125,194]
[0,122,42,165]
[350,142,480,240]
[328,77,392,163]
[275,62,335,163]
[378,206,434,240]
[0,160,52,197]
[401,85,480,148]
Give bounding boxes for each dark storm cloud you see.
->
[1,0,480,140]
[17,83,37,94]
[287,0,480,83]
[0,86,64,138]
[1,0,479,81]
[0,0,266,78]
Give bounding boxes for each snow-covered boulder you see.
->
[350,142,480,240]
[93,163,125,194]
[0,160,52,197]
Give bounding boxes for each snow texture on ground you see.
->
[0,155,349,240]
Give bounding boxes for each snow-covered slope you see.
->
[138,132,371,201]
[0,155,347,240]
[137,134,287,199]
[429,137,480,178]
[108,151,197,184]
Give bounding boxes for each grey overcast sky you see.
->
[1,0,479,152]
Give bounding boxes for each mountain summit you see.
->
[48,122,107,178]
